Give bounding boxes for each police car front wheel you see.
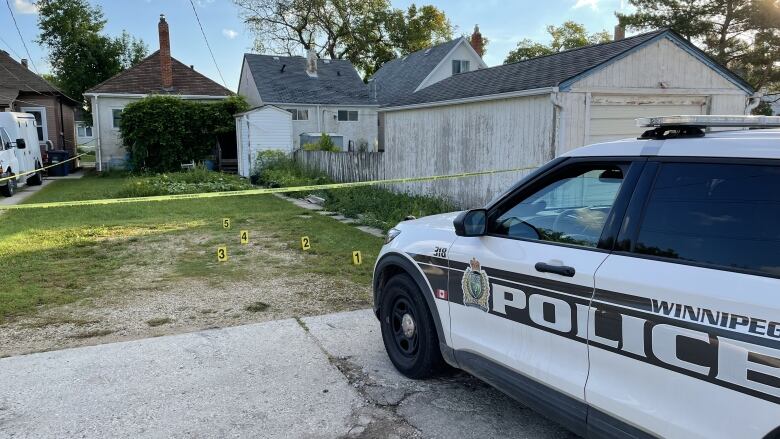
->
[379,273,444,379]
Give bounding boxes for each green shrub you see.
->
[302,133,340,152]
[253,155,454,231]
[120,95,249,173]
[114,166,252,198]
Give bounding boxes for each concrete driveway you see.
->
[0,309,574,439]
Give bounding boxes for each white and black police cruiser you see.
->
[372,115,780,439]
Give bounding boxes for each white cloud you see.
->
[13,0,38,14]
[222,29,239,40]
[573,0,599,9]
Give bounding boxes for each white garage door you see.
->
[587,95,707,144]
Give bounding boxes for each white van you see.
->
[0,112,44,197]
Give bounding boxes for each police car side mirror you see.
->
[454,209,487,237]
[15,139,25,149]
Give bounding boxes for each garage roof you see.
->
[383,29,754,109]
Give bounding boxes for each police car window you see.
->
[490,165,624,247]
[634,162,780,277]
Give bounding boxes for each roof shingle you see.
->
[243,54,374,106]
[383,29,752,108]
[0,50,77,103]
[369,38,463,106]
[86,51,232,96]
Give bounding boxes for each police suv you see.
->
[372,116,780,439]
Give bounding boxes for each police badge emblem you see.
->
[461,258,490,311]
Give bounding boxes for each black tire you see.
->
[27,171,42,186]
[379,273,445,379]
[0,175,15,197]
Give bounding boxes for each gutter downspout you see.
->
[94,96,102,172]
[316,104,322,133]
[550,90,563,160]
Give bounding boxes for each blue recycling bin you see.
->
[47,150,70,176]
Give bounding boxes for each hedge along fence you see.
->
[119,95,249,173]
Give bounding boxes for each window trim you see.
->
[485,157,645,253]
[337,110,358,122]
[286,108,309,121]
[19,106,47,142]
[110,108,123,129]
[615,156,780,280]
[452,59,470,75]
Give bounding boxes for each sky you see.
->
[0,0,632,92]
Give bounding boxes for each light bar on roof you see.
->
[637,115,780,128]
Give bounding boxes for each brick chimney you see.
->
[20,59,28,69]
[305,49,318,77]
[159,14,173,90]
[469,25,484,57]
[614,25,625,41]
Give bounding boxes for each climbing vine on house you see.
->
[119,95,249,172]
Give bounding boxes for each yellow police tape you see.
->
[0,152,88,183]
[0,165,540,211]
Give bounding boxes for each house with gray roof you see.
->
[373,28,757,207]
[369,32,488,106]
[238,51,378,150]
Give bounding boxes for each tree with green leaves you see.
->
[37,0,148,110]
[504,21,611,64]
[617,0,780,92]
[234,0,453,77]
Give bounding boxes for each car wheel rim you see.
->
[391,297,419,358]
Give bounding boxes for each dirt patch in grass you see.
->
[0,229,372,357]
[244,301,270,313]
[146,317,173,327]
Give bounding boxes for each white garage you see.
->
[378,28,758,207]
[235,105,293,178]
[586,95,708,144]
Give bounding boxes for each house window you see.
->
[452,60,470,74]
[337,110,358,122]
[77,125,93,137]
[112,109,123,128]
[20,107,46,142]
[286,109,309,121]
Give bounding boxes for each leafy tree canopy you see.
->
[234,0,453,77]
[504,21,611,64]
[617,0,780,91]
[37,0,148,110]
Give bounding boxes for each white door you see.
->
[587,95,706,144]
[588,160,780,438]
[448,159,636,424]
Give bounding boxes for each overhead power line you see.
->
[188,0,228,88]
[4,0,40,75]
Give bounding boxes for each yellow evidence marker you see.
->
[217,246,228,262]
[301,236,311,251]
[222,218,231,229]
[352,251,362,265]
[240,230,249,245]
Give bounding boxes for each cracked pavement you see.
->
[0,309,573,438]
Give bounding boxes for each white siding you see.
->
[383,95,553,207]
[574,37,738,91]
[417,40,486,90]
[237,106,293,177]
[278,105,378,150]
[238,58,262,107]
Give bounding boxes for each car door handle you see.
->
[534,262,575,277]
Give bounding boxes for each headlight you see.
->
[385,227,401,244]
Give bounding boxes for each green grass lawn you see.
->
[0,173,383,324]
